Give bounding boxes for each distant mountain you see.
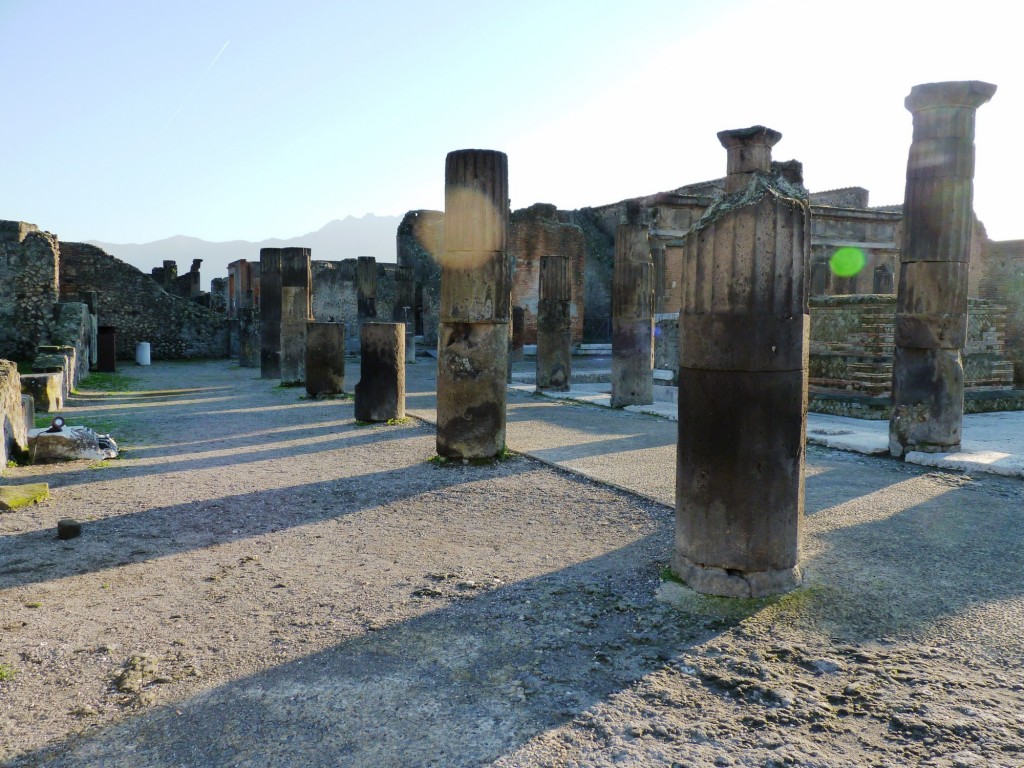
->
[88,214,402,290]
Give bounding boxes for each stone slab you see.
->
[0,483,50,511]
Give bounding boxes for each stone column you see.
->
[436,149,510,459]
[279,247,312,383]
[357,256,378,328]
[674,125,810,598]
[511,306,526,363]
[354,323,405,422]
[611,224,654,407]
[889,81,996,458]
[259,248,283,379]
[305,322,346,398]
[651,242,667,315]
[536,253,572,390]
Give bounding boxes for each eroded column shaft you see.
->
[611,224,654,407]
[357,256,378,325]
[280,247,312,383]
[436,149,510,459]
[259,248,282,379]
[537,253,572,391]
[889,81,996,457]
[305,322,346,398]
[354,322,405,422]
[674,125,808,598]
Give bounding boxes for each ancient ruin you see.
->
[435,149,511,459]
[280,247,312,384]
[674,126,810,598]
[354,323,405,422]
[889,81,996,457]
[305,322,346,398]
[611,222,654,407]
[259,248,283,379]
[536,253,573,390]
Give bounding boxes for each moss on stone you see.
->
[0,483,50,511]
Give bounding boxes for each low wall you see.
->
[0,360,28,471]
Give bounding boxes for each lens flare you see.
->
[830,247,866,277]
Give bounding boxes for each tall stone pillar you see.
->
[305,322,346,398]
[259,248,283,379]
[355,323,405,422]
[651,242,667,315]
[357,256,378,330]
[537,253,572,390]
[889,81,996,458]
[280,247,312,384]
[611,224,654,407]
[436,149,510,459]
[674,125,810,598]
[511,307,526,363]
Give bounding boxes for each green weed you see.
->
[0,664,17,681]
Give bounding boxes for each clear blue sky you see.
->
[1,0,1020,244]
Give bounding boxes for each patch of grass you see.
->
[76,372,141,393]
[427,446,515,467]
[24,602,41,609]
[88,460,113,470]
[385,416,411,426]
[659,565,684,585]
[300,392,352,401]
[0,663,17,681]
[276,380,304,388]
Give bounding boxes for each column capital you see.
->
[905,81,996,113]
[717,125,782,193]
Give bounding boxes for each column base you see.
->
[671,552,802,598]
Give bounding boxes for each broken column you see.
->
[511,307,525,363]
[280,247,312,384]
[610,224,654,407]
[536,253,572,390]
[259,248,283,379]
[889,81,996,458]
[436,149,510,459]
[354,323,405,422]
[357,256,378,329]
[674,126,810,598]
[305,322,346,398]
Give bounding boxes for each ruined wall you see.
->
[59,242,228,359]
[0,360,27,471]
[396,210,444,345]
[509,204,586,345]
[0,221,60,360]
[49,302,92,385]
[979,238,1024,382]
[808,187,871,208]
[808,206,902,296]
[310,259,403,347]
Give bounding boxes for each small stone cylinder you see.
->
[436,149,511,459]
[537,253,572,390]
[674,125,809,598]
[259,248,283,379]
[305,322,346,398]
[354,323,405,422]
[280,247,312,384]
[889,81,996,457]
[611,224,654,407]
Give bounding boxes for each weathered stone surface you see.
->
[357,256,378,323]
[1,360,28,473]
[21,372,63,413]
[354,323,405,422]
[890,81,995,458]
[537,253,572,391]
[28,425,118,463]
[0,483,50,512]
[305,322,346,398]
[260,248,283,379]
[611,224,653,407]
[280,248,312,384]
[674,126,809,597]
[436,149,510,459]
[510,307,525,363]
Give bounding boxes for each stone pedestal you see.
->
[889,81,996,458]
[674,125,810,598]
[611,224,654,407]
[537,253,572,391]
[436,149,511,459]
[305,322,346,398]
[280,247,312,384]
[259,248,283,379]
[354,323,405,422]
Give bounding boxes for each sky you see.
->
[1,0,1020,246]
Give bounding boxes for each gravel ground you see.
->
[1,360,1022,767]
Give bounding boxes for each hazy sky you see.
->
[1,0,1019,245]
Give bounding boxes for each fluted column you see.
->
[611,224,654,407]
[259,248,283,379]
[889,81,996,458]
[280,247,312,384]
[537,253,572,390]
[436,149,511,459]
[673,125,810,598]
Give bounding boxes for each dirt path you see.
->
[1,361,1022,767]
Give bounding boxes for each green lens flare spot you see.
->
[830,247,866,277]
